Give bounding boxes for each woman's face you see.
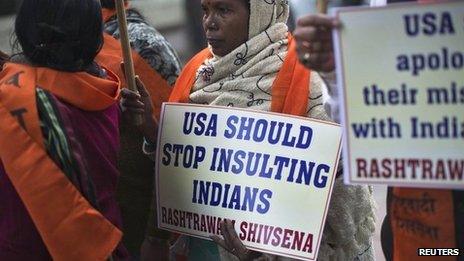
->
[201,0,249,57]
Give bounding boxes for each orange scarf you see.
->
[97,7,172,121]
[169,35,310,116]
[0,63,122,261]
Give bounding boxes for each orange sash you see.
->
[169,35,310,116]
[391,188,456,261]
[0,63,122,261]
[96,7,172,121]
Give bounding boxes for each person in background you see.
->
[0,0,130,259]
[123,0,377,260]
[294,0,463,260]
[95,0,182,257]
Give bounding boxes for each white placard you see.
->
[156,103,342,260]
[334,1,464,189]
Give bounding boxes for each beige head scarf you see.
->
[248,0,290,39]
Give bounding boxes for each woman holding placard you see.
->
[122,0,376,260]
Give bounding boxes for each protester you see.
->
[123,0,376,260]
[293,1,463,260]
[0,0,130,259]
[98,0,180,87]
[95,0,182,257]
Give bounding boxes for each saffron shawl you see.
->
[0,62,123,260]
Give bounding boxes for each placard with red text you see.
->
[333,1,464,189]
[156,103,342,260]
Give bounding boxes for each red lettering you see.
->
[435,160,446,180]
[394,159,406,179]
[382,159,392,178]
[263,225,273,245]
[291,231,305,250]
[271,227,282,247]
[281,229,293,249]
[207,216,216,234]
[239,222,247,241]
[247,223,258,242]
[173,210,179,226]
[256,224,264,244]
[357,158,367,177]
[448,160,464,180]
[303,233,313,253]
[179,210,186,228]
[200,214,207,232]
[168,208,173,225]
[186,213,193,229]
[193,213,200,230]
[422,159,433,179]
[408,159,420,179]
[370,159,379,178]
[161,207,167,223]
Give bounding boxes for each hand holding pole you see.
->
[115,0,144,125]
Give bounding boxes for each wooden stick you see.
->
[317,0,329,14]
[115,0,144,125]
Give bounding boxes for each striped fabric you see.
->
[36,88,98,209]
